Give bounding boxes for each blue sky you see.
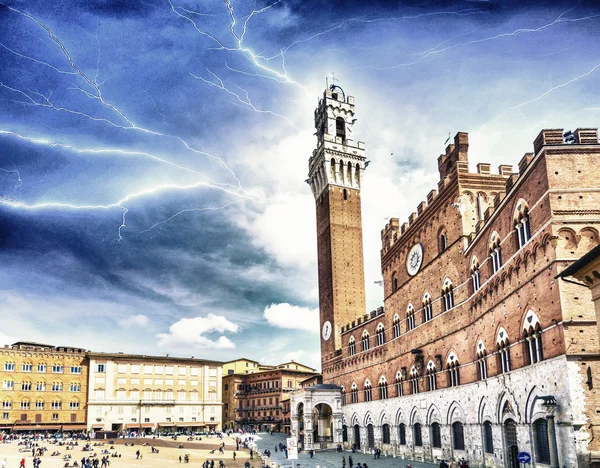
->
[0,0,599,369]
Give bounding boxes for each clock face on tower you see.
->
[406,243,424,276]
[322,321,332,341]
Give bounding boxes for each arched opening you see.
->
[353,424,361,449]
[452,421,465,450]
[382,423,391,444]
[533,418,550,464]
[431,422,441,448]
[483,421,493,454]
[367,423,375,449]
[504,419,519,468]
[312,403,334,446]
[398,423,406,445]
[297,402,305,448]
[343,188,348,200]
[342,424,348,442]
[413,423,423,446]
[336,117,346,141]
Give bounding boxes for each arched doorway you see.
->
[504,419,519,468]
[342,425,348,442]
[353,424,361,449]
[312,403,333,448]
[367,424,375,449]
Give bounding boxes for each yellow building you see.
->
[0,342,88,432]
[87,352,223,434]
[222,358,261,376]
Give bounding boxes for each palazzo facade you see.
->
[298,85,600,468]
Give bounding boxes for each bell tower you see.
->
[308,85,367,366]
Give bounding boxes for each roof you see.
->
[222,357,260,365]
[556,243,600,279]
[86,351,223,366]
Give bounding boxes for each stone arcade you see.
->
[293,85,600,468]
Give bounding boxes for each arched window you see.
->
[21,381,31,391]
[413,423,423,447]
[452,422,465,450]
[51,400,62,410]
[20,399,30,410]
[1,399,12,409]
[347,161,352,186]
[523,310,543,365]
[395,371,404,397]
[514,201,532,249]
[392,314,401,338]
[34,399,44,409]
[351,384,358,404]
[399,423,407,445]
[330,158,337,182]
[407,304,415,331]
[533,418,551,464]
[431,422,441,448]
[476,340,488,381]
[483,421,494,453]
[36,381,45,391]
[349,337,356,356]
[341,386,346,406]
[355,163,361,187]
[70,382,81,392]
[471,257,481,293]
[378,376,388,400]
[447,352,460,387]
[376,323,385,346]
[363,380,372,402]
[497,328,511,374]
[382,423,391,444]
[69,399,80,409]
[392,273,399,293]
[442,279,454,311]
[409,366,419,394]
[426,360,437,391]
[440,233,448,252]
[490,232,503,274]
[423,293,432,322]
[336,117,346,140]
[361,331,370,352]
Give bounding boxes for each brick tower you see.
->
[308,85,367,365]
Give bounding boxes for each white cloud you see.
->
[156,313,240,349]
[119,314,150,327]
[264,303,319,333]
[0,331,17,347]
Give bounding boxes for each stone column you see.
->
[547,414,559,468]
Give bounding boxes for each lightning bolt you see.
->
[0,167,22,192]
[349,8,600,71]
[190,70,298,129]
[480,61,600,129]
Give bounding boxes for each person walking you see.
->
[449,459,458,468]
[439,460,449,468]
[349,456,353,468]
[342,456,346,468]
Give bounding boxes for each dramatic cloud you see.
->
[264,303,319,333]
[156,314,240,349]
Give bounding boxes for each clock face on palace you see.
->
[322,321,332,341]
[406,243,424,276]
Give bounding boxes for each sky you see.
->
[0,0,599,370]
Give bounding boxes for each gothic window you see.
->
[407,304,415,331]
[364,380,372,402]
[471,257,481,293]
[330,158,337,182]
[351,384,358,404]
[439,229,448,253]
[514,201,532,249]
[20,399,30,410]
[392,273,399,293]
[392,314,401,338]
[523,310,543,365]
[447,353,460,387]
[399,423,407,445]
[1,400,12,409]
[409,366,419,394]
[341,386,346,406]
[35,399,44,409]
[21,381,31,391]
[378,376,388,400]
[497,328,511,374]
[431,422,442,448]
[533,418,551,464]
[413,423,423,447]
[347,161,352,186]
[483,421,494,453]
[361,331,370,352]
[382,424,391,444]
[489,232,503,274]
[476,341,488,381]
[355,163,361,187]
[349,337,356,356]
[36,381,45,391]
[336,117,346,140]
[442,279,454,311]
[376,323,385,346]
[395,371,404,397]
[422,293,432,322]
[426,360,437,391]
[452,422,465,450]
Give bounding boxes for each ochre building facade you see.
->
[304,86,600,467]
[0,342,88,432]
